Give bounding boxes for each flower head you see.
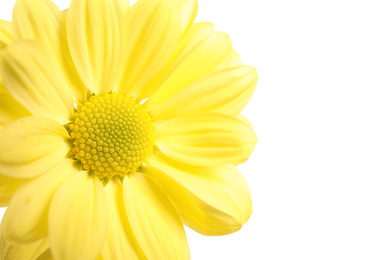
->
[0,0,258,259]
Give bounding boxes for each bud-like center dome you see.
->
[69,93,153,179]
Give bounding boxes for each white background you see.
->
[2,0,390,259]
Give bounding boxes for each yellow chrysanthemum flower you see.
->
[0,0,258,259]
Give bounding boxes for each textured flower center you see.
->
[69,93,153,179]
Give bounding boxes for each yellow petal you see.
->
[49,171,108,260]
[227,50,241,67]
[101,177,145,260]
[118,0,130,15]
[0,41,74,124]
[146,29,233,111]
[1,159,79,245]
[13,0,88,103]
[143,154,252,236]
[237,114,252,127]
[123,173,190,260]
[0,116,70,178]
[0,232,49,260]
[117,0,181,99]
[176,0,198,37]
[0,174,24,207]
[0,82,31,128]
[67,0,125,95]
[0,20,13,49]
[155,113,257,166]
[134,21,213,101]
[36,249,54,260]
[153,66,258,122]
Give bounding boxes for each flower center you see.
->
[69,93,153,179]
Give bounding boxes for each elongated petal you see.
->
[153,66,258,122]
[67,0,125,95]
[2,159,79,245]
[49,171,108,260]
[155,113,257,166]
[134,21,213,101]
[0,20,13,49]
[117,0,181,99]
[118,0,130,15]
[143,154,252,235]
[0,41,74,124]
[0,82,31,128]
[0,116,69,178]
[101,177,145,260]
[0,174,24,207]
[13,0,89,103]
[177,0,198,37]
[146,30,233,111]
[0,233,49,260]
[227,50,241,67]
[123,173,190,260]
[237,114,252,127]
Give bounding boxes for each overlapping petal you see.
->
[152,66,258,122]
[155,113,257,166]
[0,232,49,260]
[0,41,74,124]
[67,0,125,95]
[49,171,108,260]
[176,0,198,37]
[227,50,241,67]
[117,0,131,15]
[117,0,181,99]
[0,20,13,49]
[12,0,88,103]
[0,116,70,178]
[123,173,190,260]
[1,159,79,245]
[143,154,252,235]
[101,177,145,260]
[145,24,234,111]
[0,80,31,128]
[0,174,24,207]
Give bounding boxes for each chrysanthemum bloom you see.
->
[0,0,257,259]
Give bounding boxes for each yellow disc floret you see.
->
[69,93,153,179]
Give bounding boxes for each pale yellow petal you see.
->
[0,174,24,207]
[143,154,252,235]
[117,0,181,99]
[153,66,258,122]
[176,0,198,37]
[0,232,49,260]
[1,159,79,245]
[155,113,257,166]
[123,173,190,260]
[67,0,125,95]
[146,30,233,111]
[49,171,108,260]
[227,50,241,67]
[118,0,130,15]
[0,116,70,178]
[0,41,74,124]
[133,21,213,101]
[101,177,146,260]
[0,82,31,128]
[12,0,89,103]
[237,114,252,127]
[0,20,13,49]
